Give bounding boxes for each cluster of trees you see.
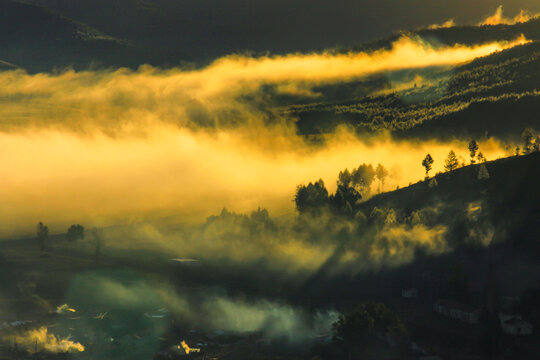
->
[332,302,407,359]
[35,222,85,251]
[338,163,389,195]
[35,222,105,261]
[294,178,359,216]
[295,163,390,216]
[423,129,540,181]
[204,207,278,237]
[422,139,488,178]
[518,128,540,155]
[67,224,84,242]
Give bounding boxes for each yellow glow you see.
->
[8,327,84,353]
[479,6,540,26]
[0,35,524,237]
[0,127,508,237]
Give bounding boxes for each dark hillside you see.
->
[0,0,186,72]
[361,152,540,245]
[292,37,540,141]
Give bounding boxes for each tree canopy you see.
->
[37,222,48,251]
[422,154,434,177]
[333,302,407,358]
[294,179,329,215]
[444,150,459,172]
[67,224,85,242]
[468,139,479,164]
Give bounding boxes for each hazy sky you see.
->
[22,0,540,58]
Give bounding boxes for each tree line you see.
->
[422,128,540,179]
[294,162,392,217]
[35,222,102,260]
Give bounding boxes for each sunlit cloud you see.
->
[0,127,508,237]
[0,35,527,132]
[5,327,84,354]
[428,19,456,30]
[479,6,540,26]
[426,5,540,30]
[0,35,526,237]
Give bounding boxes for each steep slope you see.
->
[361,152,540,243]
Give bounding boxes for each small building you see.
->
[433,299,480,324]
[402,288,419,298]
[498,313,533,335]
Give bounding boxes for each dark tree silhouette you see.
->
[66,224,84,242]
[294,179,329,215]
[522,128,535,154]
[337,168,353,188]
[333,302,407,359]
[468,139,479,164]
[351,164,376,196]
[422,154,434,177]
[444,150,459,172]
[36,222,48,252]
[477,152,487,163]
[330,184,361,216]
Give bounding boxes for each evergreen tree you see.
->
[37,222,48,252]
[421,154,434,177]
[468,139,479,164]
[477,152,487,163]
[444,150,459,172]
[521,128,535,154]
[478,164,490,180]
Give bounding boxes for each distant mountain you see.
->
[0,0,188,72]
[3,0,540,72]
[18,0,540,62]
